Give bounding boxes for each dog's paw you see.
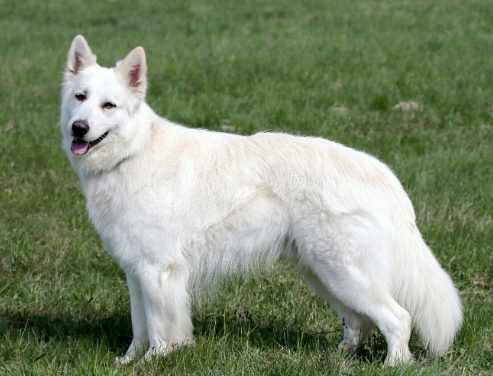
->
[337,339,357,353]
[116,339,150,365]
[133,339,195,365]
[383,349,413,366]
[115,354,134,366]
[134,345,169,365]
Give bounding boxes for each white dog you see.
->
[60,35,462,365]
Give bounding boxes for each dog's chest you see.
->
[81,170,175,253]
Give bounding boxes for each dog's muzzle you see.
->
[70,120,109,155]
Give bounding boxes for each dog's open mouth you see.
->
[71,131,109,155]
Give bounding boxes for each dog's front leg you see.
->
[139,261,194,362]
[116,273,150,365]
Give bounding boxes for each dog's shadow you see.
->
[192,310,391,363]
[4,311,133,355]
[4,308,390,364]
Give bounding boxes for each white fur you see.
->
[60,36,462,365]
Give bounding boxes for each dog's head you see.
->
[60,35,149,174]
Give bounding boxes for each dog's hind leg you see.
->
[304,254,412,364]
[301,261,412,364]
[297,214,413,365]
[298,266,374,352]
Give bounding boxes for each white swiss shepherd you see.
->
[60,35,462,365]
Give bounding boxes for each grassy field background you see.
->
[1,0,493,374]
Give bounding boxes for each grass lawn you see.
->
[1,0,493,374]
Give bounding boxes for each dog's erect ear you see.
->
[64,35,96,83]
[117,47,147,100]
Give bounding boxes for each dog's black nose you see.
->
[72,120,90,137]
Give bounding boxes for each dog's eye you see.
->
[102,102,116,110]
[75,93,86,101]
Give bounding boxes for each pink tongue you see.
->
[71,138,89,155]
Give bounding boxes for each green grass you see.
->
[1,0,493,374]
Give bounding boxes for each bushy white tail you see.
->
[394,230,462,354]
